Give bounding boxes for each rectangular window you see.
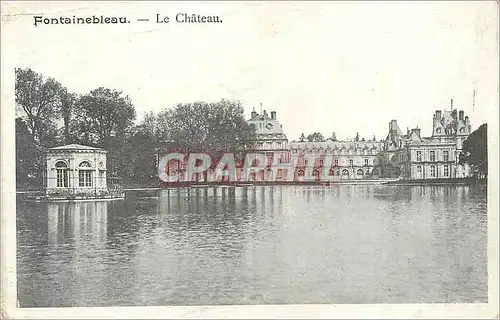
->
[79,170,93,187]
[266,142,272,148]
[349,159,354,166]
[444,165,449,177]
[304,159,308,166]
[79,171,84,187]
[430,151,435,162]
[319,159,324,166]
[364,159,369,166]
[416,151,422,162]
[334,159,339,166]
[430,165,436,177]
[85,171,92,187]
[417,166,422,174]
[443,151,449,162]
[56,169,68,187]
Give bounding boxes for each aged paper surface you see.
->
[1,1,499,319]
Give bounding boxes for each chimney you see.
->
[251,107,257,119]
[263,110,268,118]
[459,110,464,120]
[271,111,276,120]
[407,127,410,136]
[450,98,454,110]
[452,109,458,119]
[435,110,442,119]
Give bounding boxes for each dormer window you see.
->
[436,128,442,134]
[459,127,465,133]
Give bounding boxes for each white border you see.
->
[1,1,499,319]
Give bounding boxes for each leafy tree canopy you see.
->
[460,123,487,178]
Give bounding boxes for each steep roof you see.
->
[48,144,104,151]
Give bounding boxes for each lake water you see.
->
[16,185,488,307]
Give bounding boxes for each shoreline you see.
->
[16,178,482,197]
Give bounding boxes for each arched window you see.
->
[312,170,319,176]
[55,161,68,188]
[372,168,379,176]
[329,169,335,176]
[55,161,67,168]
[79,161,93,187]
[79,161,91,168]
[356,169,364,176]
[342,169,349,176]
[297,169,305,176]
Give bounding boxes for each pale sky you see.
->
[2,1,498,141]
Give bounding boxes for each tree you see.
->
[307,132,324,142]
[299,133,306,142]
[16,118,44,189]
[15,68,66,189]
[74,87,136,145]
[59,90,78,144]
[15,68,65,147]
[125,129,159,185]
[156,100,254,154]
[460,123,487,179]
[123,112,164,185]
[71,87,137,179]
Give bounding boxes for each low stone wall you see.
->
[46,188,110,198]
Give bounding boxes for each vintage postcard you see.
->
[1,1,499,319]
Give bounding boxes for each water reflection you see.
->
[17,185,487,307]
[47,201,108,246]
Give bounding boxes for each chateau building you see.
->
[383,108,472,180]
[246,108,290,179]
[157,105,474,184]
[246,107,384,181]
[288,140,384,180]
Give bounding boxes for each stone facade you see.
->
[157,107,474,184]
[247,109,289,153]
[289,140,384,180]
[247,108,385,181]
[382,109,472,180]
[246,109,290,179]
[45,144,109,198]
